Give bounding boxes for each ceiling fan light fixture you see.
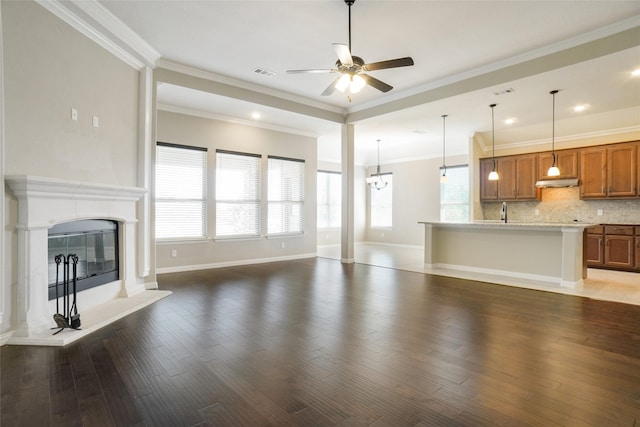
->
[335,74,350,92]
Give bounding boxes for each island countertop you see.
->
[420,221,590,288]
[418,220,596,231]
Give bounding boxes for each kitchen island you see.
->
[419,221,594,288]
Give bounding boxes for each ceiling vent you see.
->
[493,88,516,96]
[253,67,276,77]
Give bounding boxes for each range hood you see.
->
[535,178,580,188]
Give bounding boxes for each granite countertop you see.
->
[418,220,596,230]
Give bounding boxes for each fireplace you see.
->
[48,219,119,300]
[5,175,151,343]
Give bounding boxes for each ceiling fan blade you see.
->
[287,69,336,74]
[360,74,393,93]
[333,43,353,65]
[364,57,414,71]
[321,78,340,96]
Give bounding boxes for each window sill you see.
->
[266,232,306,239]
[213,235,263,242]
[157,238,209,245]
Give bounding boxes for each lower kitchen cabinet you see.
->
[605,234,635,270]
[587,224,639,272]
[585,226,604,267]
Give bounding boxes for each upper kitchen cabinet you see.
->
[538,149,579,179]
[479,158,498,200]
[580,141,638,199]
[479,155,537,201]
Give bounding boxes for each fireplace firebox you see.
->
[48,220,119,300]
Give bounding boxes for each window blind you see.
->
[440,165,469,221]
[216,150,261,237]
[317,171,341,229]
[268,156,305,235]
[370,173,393,228]
[155,142,207,239]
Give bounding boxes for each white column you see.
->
[561,227,585,288]
[13,226,51,337]
[341,124,355,263]
[120,220,145,297]
[137,66,153,280]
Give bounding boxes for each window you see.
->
[268,156,305,235]
[216,150,261,237]
[440,165,469,221]
[370,173,393,228]
[317,171,341,229]
[155,143,207,240]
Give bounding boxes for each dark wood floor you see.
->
[2,258,640,426]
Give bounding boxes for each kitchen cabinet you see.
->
[515,154,538,199]
[580,142,638,199]
[608,143,637,197]
[587,224,640,272]
[585,226,604,267]
[604,225,636,271]
[479,158,498,200]
[538,149,579,179]
[479,155,537,201]
[580,147,607,198]
[497,156,517,200]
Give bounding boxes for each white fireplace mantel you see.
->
[5,175,150,342]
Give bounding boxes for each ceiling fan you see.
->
[286,0,414,101]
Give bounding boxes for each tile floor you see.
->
[317,243,640,306]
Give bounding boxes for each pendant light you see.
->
[547,90,561,177]
[366,139,387,190]
[440,114,448,184]
[488,104,499,181]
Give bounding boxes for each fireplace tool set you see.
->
[52,254,81,335]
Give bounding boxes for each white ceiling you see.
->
[86,1,640,165]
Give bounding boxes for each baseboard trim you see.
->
[156,253,317,274]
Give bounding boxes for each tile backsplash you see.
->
[481,187,640,224]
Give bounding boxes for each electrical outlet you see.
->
[92,115,99,128]
[281,242,285,249]
[534,209,540,216]
[597,209,604,216]
[171,249,177,257]
[71,108,78,121]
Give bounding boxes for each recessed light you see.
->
[632,69,640,77]
[504,118,516,125]
[251,112,261,119]
[573,104,588,112]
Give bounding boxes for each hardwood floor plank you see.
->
[2,258,640,426]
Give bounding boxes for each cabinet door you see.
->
[604,235,634,269]
[585,233,604,266]
[497,157,517,200]
[479,158,498,200]
[538,150,579,179]
[516,154,538,199]
[580,147,607,198]
[608,144,637,197]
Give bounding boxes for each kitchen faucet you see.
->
[500,202,508,223]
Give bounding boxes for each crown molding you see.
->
[35,0,159,70]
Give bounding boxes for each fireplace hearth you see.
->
[4,175,161,345]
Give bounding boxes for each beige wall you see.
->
[3,1,139,185]
[155,110,318,271]
[2,1,141,336]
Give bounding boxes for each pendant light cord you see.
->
[490,104,497,169]
[551,90,558,165]
[441,114,447,174]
